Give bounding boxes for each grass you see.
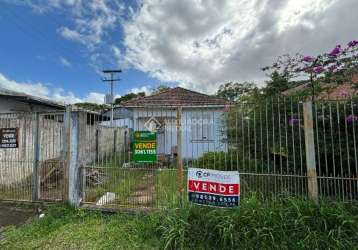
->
[154,169,186,208]
[84,153,153,206]
[1,205,159,250]
[0,175,32,201]
[84,168,148,204]
[1,195,357,250]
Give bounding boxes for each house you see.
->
[0,87,64,113]
[115,87,231,160]
[282,73,358,100]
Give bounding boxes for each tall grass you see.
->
[1,195,357,250]
[155,195,358,249]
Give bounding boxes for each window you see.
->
[191,113,214,141]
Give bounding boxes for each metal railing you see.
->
[313,100,358,202]
[2,98,357,208]
[80,98,357,209]
[0,112,65,202]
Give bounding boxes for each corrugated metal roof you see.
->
[0,87,65,109]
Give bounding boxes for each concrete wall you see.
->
[76,112,129,167]
[0,111,129,186]
[0,114,64,185]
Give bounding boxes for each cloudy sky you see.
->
[0,0,357,103]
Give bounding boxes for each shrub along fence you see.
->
[220,98,357,203]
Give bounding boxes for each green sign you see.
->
[132,131,157,163]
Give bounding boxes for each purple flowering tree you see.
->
[262,40,358,100]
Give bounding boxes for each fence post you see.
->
[62,105,71,200]
[113,129,117,154]
[95,129,99,161]
[68,111,81,207]
[303,101,319,204]
[176,107,184,198]
[32,112,40,201]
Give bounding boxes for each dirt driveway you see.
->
[0,204,36,228]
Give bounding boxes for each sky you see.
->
[0,0,357,104]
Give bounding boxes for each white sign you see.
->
[188,168,240,208]
[144,116,162,132]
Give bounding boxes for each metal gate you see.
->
[80,98,357,210]
[0,112,65,202]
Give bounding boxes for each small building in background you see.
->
[0,87,64,113]
[113,87,231,160]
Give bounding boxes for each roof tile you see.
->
[120,87,230,107]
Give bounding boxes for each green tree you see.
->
[74,102,108,111]
[114,92,145,105]
[152,85,170,95]
[216,82,256,102]
[262,71,290,97]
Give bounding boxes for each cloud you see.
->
[13,0,125,69]
[0,73,50,99]
[122,0,357,93]
[57,27,83,43]
[59,56,72,67]
[129,85,152,95]
[0,73,105,104]
[7,0,358,95]
[83,92,105,104]
[54,0,124,50]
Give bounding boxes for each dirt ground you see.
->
[0,204,36,229]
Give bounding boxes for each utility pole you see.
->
[102,69,121,126]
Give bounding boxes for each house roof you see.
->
[118,87,230,108]
[0,87,65,109]
[282,73,358,100]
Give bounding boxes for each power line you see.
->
[102,69,122,125]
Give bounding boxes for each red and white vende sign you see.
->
[188,168,240,208]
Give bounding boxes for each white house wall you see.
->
[182,109,227,159]
[131,108,227,159]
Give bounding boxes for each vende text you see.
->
[188,180,239,195]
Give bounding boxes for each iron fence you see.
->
[313,100,358,201]
[1,98,357,208]
[0,112,65,202]
[80,98,357,210]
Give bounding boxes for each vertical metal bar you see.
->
[343,103,352,200]
[336,102,344,200]
[113,129,117,154]
[283,98,289,192]
[32,112,40,201]
[303,101,318,204]
[176,106,183,199]
[314,102,322,198]
[63,106,71,201]
[271,98,276,194]
[297,101,304,195]
[328,103,337,198]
